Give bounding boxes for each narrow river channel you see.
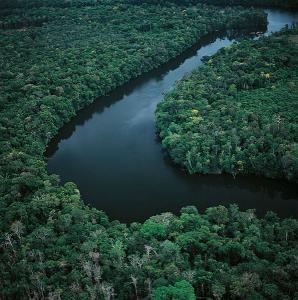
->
[46,9,298,223]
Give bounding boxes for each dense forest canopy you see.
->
[2,202,298,299]
[0,0,102,10]
[125,0,298,9]
[156,28,298,181]
[0,0,297,298]
[1,0,297,10]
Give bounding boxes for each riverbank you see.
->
[46,9,298,222]
[156,28,298,182]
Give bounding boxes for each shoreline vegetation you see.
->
[0,0,297,299]
[156,28,298,181]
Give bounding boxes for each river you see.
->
[46,8,298,223]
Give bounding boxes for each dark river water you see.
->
[46,9,298,223]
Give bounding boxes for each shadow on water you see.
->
[46,9,298,223]
[46,28,261,157]
[46,31,227,156]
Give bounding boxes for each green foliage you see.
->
[0,1,297,299]
[156,28,298,181]
[1,196,298,299]
[141,219,168,238]
[125,0,298,9]
[153,280,196,299]
[1,0,297,10]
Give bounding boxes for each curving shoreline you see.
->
[47,9,298,222]
[156,28,298,179]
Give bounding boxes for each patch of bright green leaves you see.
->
[156,28,298,181]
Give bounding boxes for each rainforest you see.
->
[156,28,298,180]
[0,0,297,299]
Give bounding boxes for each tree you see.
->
[153,280,196,300]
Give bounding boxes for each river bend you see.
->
[46,9,298,222]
